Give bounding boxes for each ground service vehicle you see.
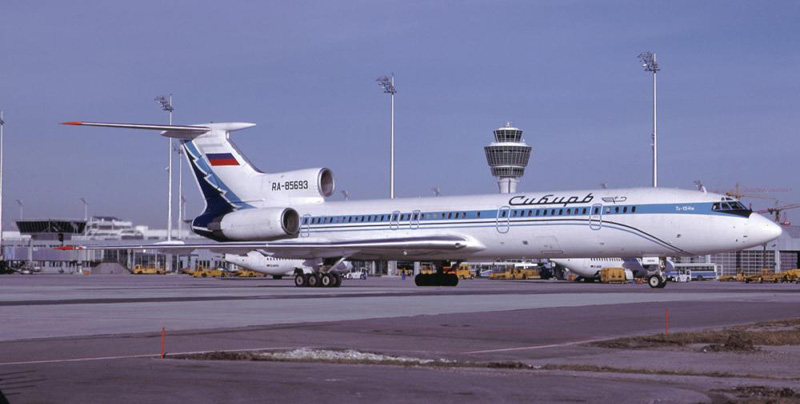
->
[131,265,165,275]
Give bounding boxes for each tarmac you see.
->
[1,274,799,403]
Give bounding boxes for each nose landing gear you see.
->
[646,257,668,289]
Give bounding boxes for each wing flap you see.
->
[55,235,483,259]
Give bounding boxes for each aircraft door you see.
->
[496,206,511,234]
[301,214,311,237]
[410,210,421,229]
[390,211,401,230]
[589,203,603,230]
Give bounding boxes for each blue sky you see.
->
[1,0,798,228]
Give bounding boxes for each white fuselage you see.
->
[223,252,303,276]
[224,251,352,275]
[551,257,676,279]
[281,188,780,261]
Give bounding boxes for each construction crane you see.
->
[757,201,800,224]
[715,182,780,201]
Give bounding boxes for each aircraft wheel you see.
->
[415,273,432,286]
[332,272,342,287]
[320,273,334,287]
[648,275,662,289]
[448,273,459,287]
[294,273,307,287]
[657,277,667,288]
[307,273,320,287]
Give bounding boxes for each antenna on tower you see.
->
[341,190,350,201]
[432,187,441,197]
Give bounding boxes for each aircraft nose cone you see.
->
[749,213,783,244]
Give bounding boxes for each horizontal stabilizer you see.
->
[62,121,257,139]
[62,121,209,132]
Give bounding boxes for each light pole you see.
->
[155,95,174,241]
[377,74,398,276]
[79,197,89,221]
[0,111,4,260]
[638,52,660,188]
[376,74,397,199]
[15,199,23,220]
[175,143,184,239]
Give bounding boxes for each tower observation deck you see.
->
[484,122,531,194]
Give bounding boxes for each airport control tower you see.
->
[484,122,532,194]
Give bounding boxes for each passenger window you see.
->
[582,208,587,215]
[615,207,619,213]
[623,207,628,213]
[477,212,481,218]
[593,207,599,214]
[542,210,547,216]
[566,209,571,215]
[535,210,540,216]
[632,206,636,213]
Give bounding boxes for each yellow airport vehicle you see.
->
[600,267,627,284]
[780,269,800,283]
[235,269,267,278]
[191,268,230,278]
[488,267,537,280]
[454,266,474,280]
[131,265,165,275]
[419,265,474,279]
[744,269,780,283]
[718,273,745,282]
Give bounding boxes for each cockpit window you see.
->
[712,200,751,217]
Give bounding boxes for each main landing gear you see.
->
[294,271,342,288]
[294,257,346,288]
[415,261,459,287]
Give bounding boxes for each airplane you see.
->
[224,251,352,279]
[550,257,675,282]
[61,120,782,289]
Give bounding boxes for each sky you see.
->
[1,0,799,229]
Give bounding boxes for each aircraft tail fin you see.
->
[63,121,264,239]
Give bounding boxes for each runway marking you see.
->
[0,346,318,367]
[463,338,609,354]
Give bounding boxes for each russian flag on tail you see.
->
[207,153,239,166]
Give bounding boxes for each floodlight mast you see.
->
[376,74,397,199]
[0,111,4,260]
[79,197,89,221]
[155,95,174,241]
[638,52,660,188]
[175,143,184,239]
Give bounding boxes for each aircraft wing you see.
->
[56,235,483,259]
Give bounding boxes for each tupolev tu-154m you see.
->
[60,120,782,288]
